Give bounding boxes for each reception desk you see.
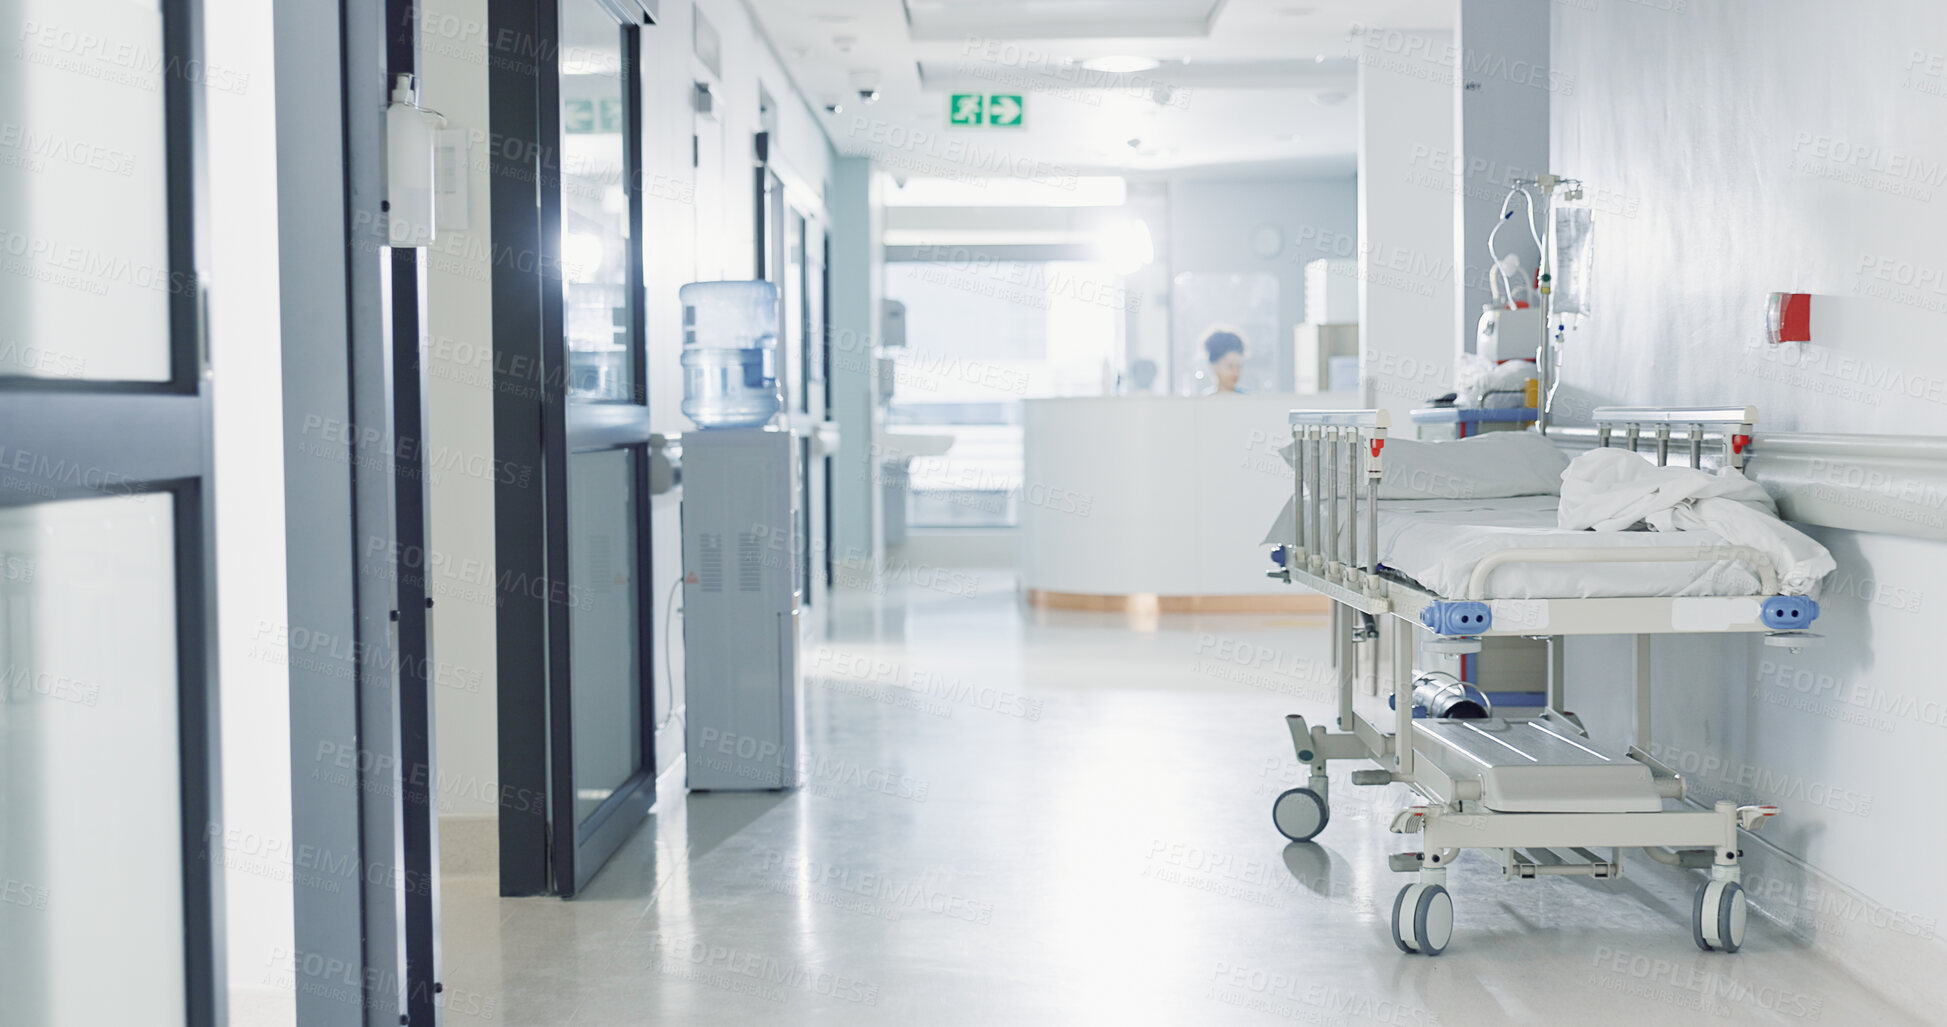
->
[1021,393,1357,610]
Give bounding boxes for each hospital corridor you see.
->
[3,0,1946,1025]
[438,575,1919,1025]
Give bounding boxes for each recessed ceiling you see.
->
[902,0,1227,41]
[747,0,1451,179]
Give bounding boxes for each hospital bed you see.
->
[1266,406,1820,956]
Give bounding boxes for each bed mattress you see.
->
[1366,496,1766,600]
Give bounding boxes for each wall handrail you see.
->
[1549,426,1947,542]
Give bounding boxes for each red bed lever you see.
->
[1370,438,1386,458]
[1731,434,1751,455]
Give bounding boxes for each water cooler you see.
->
[681,428,801,790]
[678,281,803,791]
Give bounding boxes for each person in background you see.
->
[1202,329,1247,394]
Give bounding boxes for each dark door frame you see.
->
[491,0,661,899]
[820,230,835,587]
[384,3,441,1022]
[274,0,441,1019]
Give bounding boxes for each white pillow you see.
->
[1376,431,1569,500]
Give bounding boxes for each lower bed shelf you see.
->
[1412,718,1662,813]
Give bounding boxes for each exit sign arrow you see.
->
[986,94,1023,127]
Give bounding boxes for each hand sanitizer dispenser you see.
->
[385,74,442,247]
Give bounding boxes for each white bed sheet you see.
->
[1369,496,1766,600]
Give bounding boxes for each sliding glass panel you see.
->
[545,0,651,896]
[0,492,183,1025]
[559,0,631,401]
[0,1,172,382]
[566,448,641,826]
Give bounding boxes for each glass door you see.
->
[0,0,221,1022]
[548,0,657,897]
[756,169,825,606]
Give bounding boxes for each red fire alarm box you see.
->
[1767,292,1811,344]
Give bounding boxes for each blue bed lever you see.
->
[1760,596,1819,631]
[1421,601,1492,636]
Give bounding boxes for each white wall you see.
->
[1553,1,1947,1010]
[421,0,836,841]
[421,0,501,868]
[637,0,836,777]
[1168,175,1358,386]
[207,0,295,1021]
[1356,28,1458,412]
[1453,0,1550,339]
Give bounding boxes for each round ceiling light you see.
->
[1081,55,1161,74]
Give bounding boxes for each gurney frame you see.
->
[1269,406,1808,955]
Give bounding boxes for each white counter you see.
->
[1021,393,1358,601]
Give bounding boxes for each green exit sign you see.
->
[563,96,623,134]
[948,93,1024,127]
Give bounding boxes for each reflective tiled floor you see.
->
[440,572,1923,1025]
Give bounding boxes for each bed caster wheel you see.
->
[1693,880,1746,953]
[1273,787,1329,842]
[1390,883,1453,956]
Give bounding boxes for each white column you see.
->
[1455,0,1551,354]
[827,156,885,574]
[1356,28,1458,413]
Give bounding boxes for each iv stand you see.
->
[1526,173,1580,435]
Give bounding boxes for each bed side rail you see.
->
[1288,409,1390,429]
[1593,406,1758,470]
[1288,409,1389,595]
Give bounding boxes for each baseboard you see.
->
[227,985,296,1027]
[1734,827,1946,1020]
[438,814,499,879]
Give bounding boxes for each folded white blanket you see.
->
[1557,449,1835,596]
